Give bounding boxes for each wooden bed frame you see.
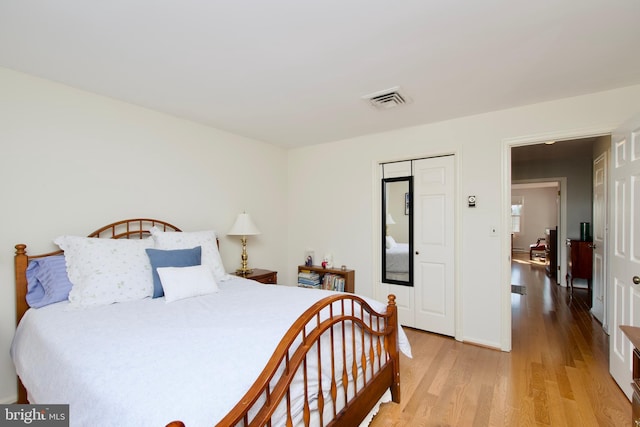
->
[13,219,182,404]
[14,218,401,427]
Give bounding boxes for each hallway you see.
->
[372,253,630,426]
[508,252,629,425]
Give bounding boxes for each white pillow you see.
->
[150,227,229,282]
[54,236,154,308]
[157,265,219,303]
[386,235,397,249]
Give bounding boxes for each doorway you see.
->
[511,139,599,289]
[511,180,562,286]
[501,133,611,351]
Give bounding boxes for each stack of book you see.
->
[322,273,346,292]
[298,270,320,288]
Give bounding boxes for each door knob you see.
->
[589,243,596,249]
[415,251,420,255]
[634,276,640,285]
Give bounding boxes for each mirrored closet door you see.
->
[380,155,456,337]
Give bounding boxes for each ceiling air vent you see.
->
[362,86,411,110]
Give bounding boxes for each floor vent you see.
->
[362,87,411,110]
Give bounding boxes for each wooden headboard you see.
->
[14,218,181,327]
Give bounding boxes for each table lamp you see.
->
[228,212,261,275]
[386,213,396,236]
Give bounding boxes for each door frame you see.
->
[592,151,609,329]
[500,127,612,351]
[511,178,567,287]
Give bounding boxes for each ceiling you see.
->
[511,137,599,163]
[2,1,640,149]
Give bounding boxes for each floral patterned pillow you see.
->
[54,236,155,308]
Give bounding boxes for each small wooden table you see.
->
[235,268,277,284]
[297,265,354,293]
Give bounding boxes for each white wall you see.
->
[0,67,288,402]
[513,153,593,240]
[286,84,640,350]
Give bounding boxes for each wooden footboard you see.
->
[211,293,400,427]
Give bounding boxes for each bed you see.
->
[385,237,409,282]
[11,218,410,427]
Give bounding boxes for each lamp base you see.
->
[235,236,254,277]
[235,267,254,276]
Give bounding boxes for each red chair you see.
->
[529,238,546,260]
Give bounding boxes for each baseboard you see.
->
[0,393,17,404]
[460,336,501,351]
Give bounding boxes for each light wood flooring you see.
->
[370,253,631,426]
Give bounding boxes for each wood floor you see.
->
[371,253,631,426]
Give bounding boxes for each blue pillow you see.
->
[26,255,73,308]
[145,246,202,298]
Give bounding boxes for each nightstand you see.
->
[236,268,277,284]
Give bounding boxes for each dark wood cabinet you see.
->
[545,227,557,280]
[566,239,593,303]
[620,326,640,426]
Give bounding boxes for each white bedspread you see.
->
[386,243,409,273]
[11,278,410,427]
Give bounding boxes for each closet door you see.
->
[413,155,455,336]
[381,161,415,327]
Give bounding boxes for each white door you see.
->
[381,162,415,327]
[592,152,607,326]
[413,156,455,336]
[609,115,640,400]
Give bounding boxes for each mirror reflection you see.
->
[382,177,412,286]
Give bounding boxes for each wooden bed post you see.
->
[387,294,401,403]
[15,244,28,326]
[14,244,29,404]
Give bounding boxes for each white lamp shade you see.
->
[386,213,396,225]
[228,213,261,236]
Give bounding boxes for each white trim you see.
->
[501,126,613,352]
[592,150,609,331]
[503,126,615,146]
[453,151,463,341]
[501,143,513,351]
[512,177,567,288]
[372,160,385,303]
